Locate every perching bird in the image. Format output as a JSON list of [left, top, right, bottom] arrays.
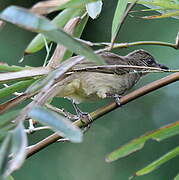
[[55, 49, 168, 108]]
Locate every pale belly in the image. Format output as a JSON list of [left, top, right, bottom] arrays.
[[57, 72, 141, 103]]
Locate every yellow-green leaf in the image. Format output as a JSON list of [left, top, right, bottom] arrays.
[[106, 121, 179, 162], [111, 0, 128, 43], [132, 146, 179, 178]]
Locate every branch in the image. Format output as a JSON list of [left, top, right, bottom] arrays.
[[26, 72, 179, 158], [81, 40, 178, 51], [76, 32, 179, 50]]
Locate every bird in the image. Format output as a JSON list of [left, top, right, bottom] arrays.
[[55, 49, 168, 105]]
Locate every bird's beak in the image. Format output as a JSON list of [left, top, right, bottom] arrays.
[[157, 63, 169, 70]]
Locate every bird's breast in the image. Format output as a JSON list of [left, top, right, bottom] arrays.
[[57, 72, 141, 103]]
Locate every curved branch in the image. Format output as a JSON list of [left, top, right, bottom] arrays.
[[94, 41, 179, 52], [76, 32, 179, 50], [26, 72, 179, 158]]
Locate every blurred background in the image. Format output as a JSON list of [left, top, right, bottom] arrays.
[[1, 0, 179, 179]]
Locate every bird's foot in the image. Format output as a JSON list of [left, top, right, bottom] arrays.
[[45, 103, 79, 121], [61, 108, 80, 121], [76, 112, 92, 133], [106, 93, 122, 106], [113, 94, 122, 106], [71, 100, 92, 130]]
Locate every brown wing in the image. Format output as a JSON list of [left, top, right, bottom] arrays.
[[70, 52, 131, 75]]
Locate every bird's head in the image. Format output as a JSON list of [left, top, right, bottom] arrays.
[[126, 49, 168, 70]]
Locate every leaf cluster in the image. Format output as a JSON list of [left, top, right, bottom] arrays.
[[0, 0, 179, 179]]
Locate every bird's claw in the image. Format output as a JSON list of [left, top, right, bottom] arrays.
[[113, 94, 122, 106], [106, 93, 122, 106]]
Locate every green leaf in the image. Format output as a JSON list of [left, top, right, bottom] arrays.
[[25, 76, 52, 94], [174, 174, 179, 180], [133, 146, 179, 178], [0, 110, 20, 128], [0, 79, 35, 99], [62, 14, 89, 61], [130, 0, 179, 19], [0, 6, 104, 65], [57, 0, 98, 10], [142, 10, 179, 19], [0, 111, 19, 142], [7, 122, 27, 176], [106, 121, 179, 162], [0, 135, 11, 178], [111, 0, 128, 43], [0, 123, 27, 178], [86, 0, 103, 19], [25, 8, 83, 54], [28, 106, 83, 143], [0, 125, 15, 142], [31, 0, 96, 14], [0, 64, 24, 72], [134, 0, 179, 9], [5, 175, 14, 180]]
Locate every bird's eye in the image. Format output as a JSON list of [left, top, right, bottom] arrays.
[[146, 58, 154, 64]]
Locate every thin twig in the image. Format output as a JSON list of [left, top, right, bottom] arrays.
[[69, 65, 169, 73], [94, 41, 178, 51], [45, 103, 78, 120], [74, 38, 179, 51], [25, 126, 50, 134]]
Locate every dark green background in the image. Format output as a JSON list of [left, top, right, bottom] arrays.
[[1, 1, 179, 180]]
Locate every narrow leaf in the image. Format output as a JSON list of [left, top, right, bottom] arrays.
[[56, 0, 98, 10], [0, 80, 35, 99], [0, 67, 49, 83], [5, 175, 14, 180], [0, 135, 11, 178], [106, 121, 179, 162], [111, 0, 128, 43], [62, 14, 89, 61], [174, 174, 179, 180], [0, 94, 30, 115], [25, 8, 80, 54], [0, 64, 24, 72], [0, 110, 20, 128], [6, 122, 27, 176], [47, 14, 85, 67], [30, 0, 70, 15], [30, 0, 96, 14], [25, 77, 51, 94], [142, 10, 179, 19], [133, 0, 179, 10], [0, 6, 104, 65], [86, 0, 103, 19], [133, 146, 179, 177], [131, 0, 179, 19], [0, 124, 15, 142], [28, 106, 83, 143]]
